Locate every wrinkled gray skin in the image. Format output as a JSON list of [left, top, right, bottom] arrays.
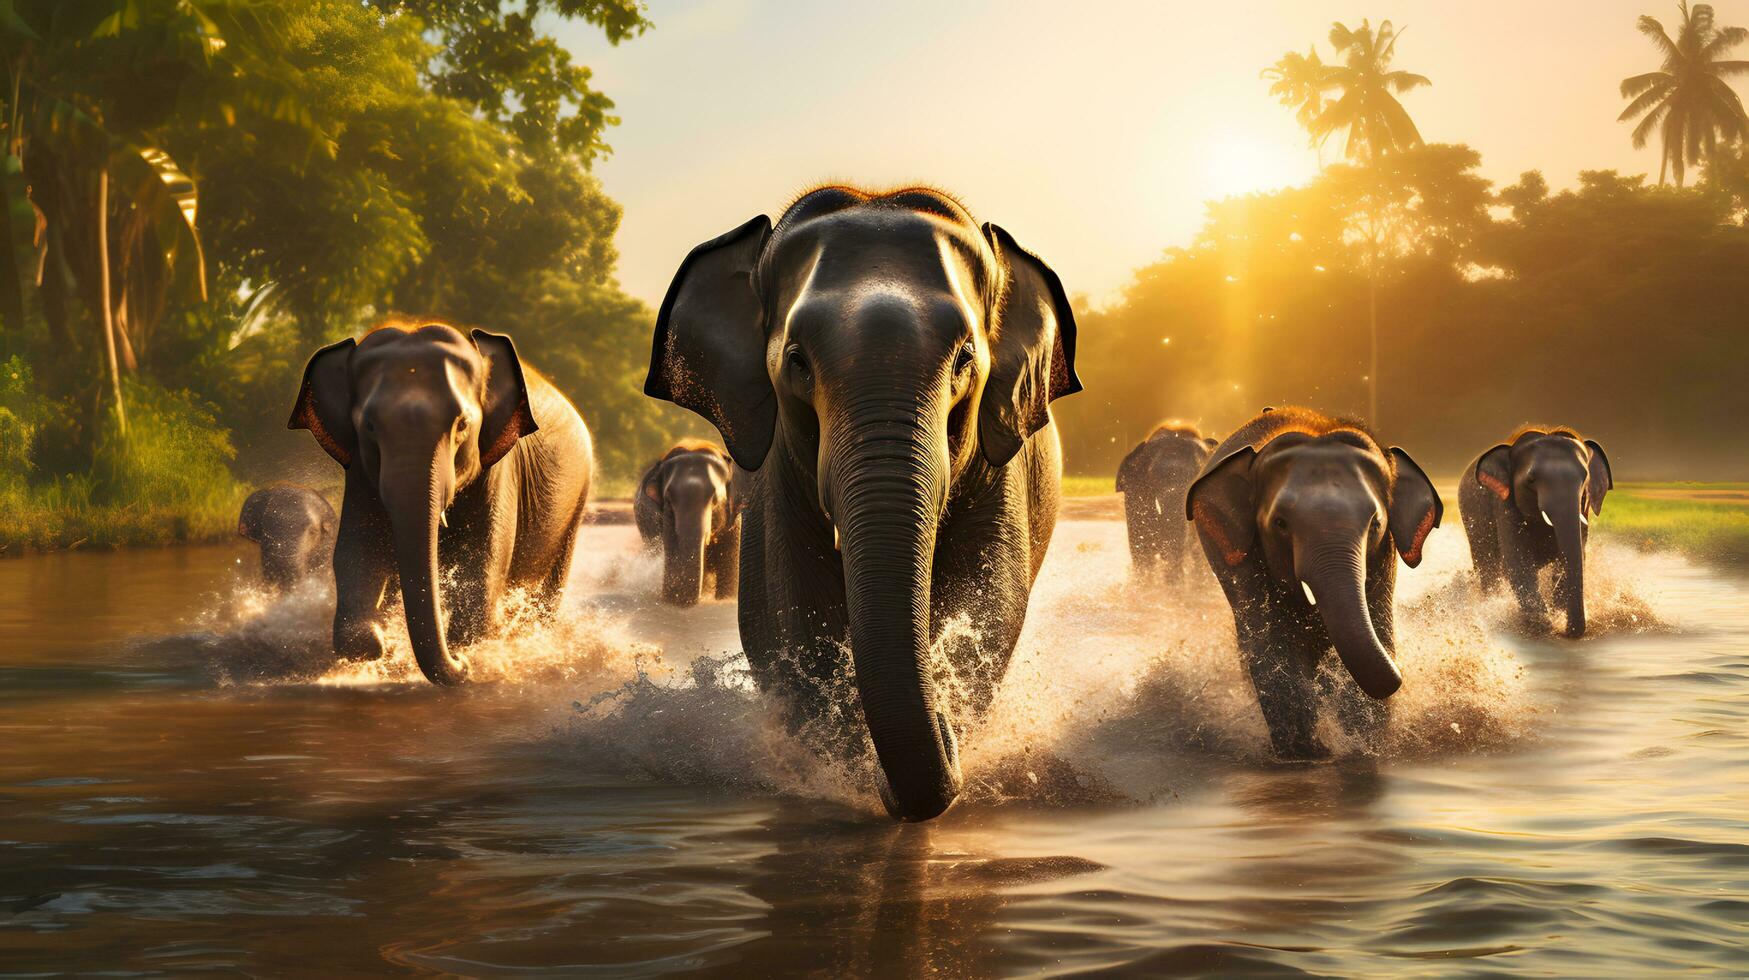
[[1188, 407, 1442, 760], [238, 485, 336, 592], [290, 322, 593, 685], [1459, 429, 1611, 638], [645, 187, 1080, 821], [1117, 426, 1217, 580], [634, 442, 742, 606]]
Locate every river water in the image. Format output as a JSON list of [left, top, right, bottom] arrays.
[[1, 510, 1745, 975]]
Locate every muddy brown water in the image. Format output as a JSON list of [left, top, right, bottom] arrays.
[[1, 517, 1745, 975]]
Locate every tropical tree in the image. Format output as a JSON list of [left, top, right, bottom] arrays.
[[1619, 1, 1749, 186], [1262, 48, 1333, 164], [1312, 20, 1431, 164], [0, 0, 324, 435]]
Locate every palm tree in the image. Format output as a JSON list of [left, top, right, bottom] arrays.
[[1262, 48, 1332, 165], [1619, 2, 1749, 186], [1312, 20, 1431, 164]]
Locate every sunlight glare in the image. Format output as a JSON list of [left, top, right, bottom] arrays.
[[1196, 129, 1310, 201]]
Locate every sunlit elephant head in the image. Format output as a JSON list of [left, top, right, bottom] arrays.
[[1476, 429, 1611, 636], [1187, 430, 1440, 700], [645, 187, 1079, 820], [289, 322, 537, 684]]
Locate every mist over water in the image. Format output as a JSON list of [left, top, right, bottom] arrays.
[[1, 515, 1743, 975]]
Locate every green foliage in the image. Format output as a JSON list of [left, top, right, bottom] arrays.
[[364, 0, 650, 162], [93, 379, 238, 511]]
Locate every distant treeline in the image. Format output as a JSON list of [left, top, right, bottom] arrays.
[[1057, 143, 1749, 479]]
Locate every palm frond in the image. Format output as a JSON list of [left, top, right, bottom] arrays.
[[1637, 15, 1681, 61], [1620, 83, 1672, 122], [1630, 99, 1671, 148], [1386, 71, 1432, 93], [1620, 70, 1672, 98]]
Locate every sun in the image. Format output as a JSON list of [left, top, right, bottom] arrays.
[[1196, 129, 1314, 201]]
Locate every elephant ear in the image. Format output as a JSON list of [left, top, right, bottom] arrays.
[[1584, 439, 1613, 515], [471, 328, 539, 468], [288, 338, 358, 467], [978, 223, 1081, 467], [1388, 447, 1442, 568], [1185, 447, 1256, 566], [1475, 444, 1513, 501], [238, 491, 268, 541], [1115, 442, 1148, 493], [646, 215, 775, 469]]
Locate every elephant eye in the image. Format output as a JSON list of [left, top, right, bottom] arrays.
[[785, 346, 811, 381], [1272, 517, 1288, 532], [953, 343, 975, 374]]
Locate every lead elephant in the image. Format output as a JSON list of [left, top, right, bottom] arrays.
[[1458, 427, 1611, 637], [289, 320, 593, 685], [1187, 406, 1441, 759], [1117, 422, 1217, 579], [645, 186, 1080, 821], [635, 440, 742, 606], [238, 485, 336, 593]]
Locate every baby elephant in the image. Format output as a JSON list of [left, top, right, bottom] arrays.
[[634, 440, 741, 606], [1117, 422, 1218, 578], [1459, 427, 1611, 637], [1188, 406, 1441, 759], [238, 486, 336, 592]]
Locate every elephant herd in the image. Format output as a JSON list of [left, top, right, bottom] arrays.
[[238, 185, 1611, 822]]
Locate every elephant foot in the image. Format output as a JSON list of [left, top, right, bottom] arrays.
[[1271, 737, 1331, 763], [335, 620, 390, 662], [1563, 619, 1587, 639]]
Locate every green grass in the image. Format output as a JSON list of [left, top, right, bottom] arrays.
[[1062, 475, 1114, 497], [0, 476, 242, 554], [1593, 485, 1749, 567]]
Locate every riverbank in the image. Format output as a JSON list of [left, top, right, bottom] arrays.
[[0, 483, 242, 556]]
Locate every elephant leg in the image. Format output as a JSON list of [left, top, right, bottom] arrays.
[[1243, 640, 1326, 761], [333, 474, 398, 662], [930, 483, 1033, 720], [710, 522, 741, 600], [1125, 498, 1154, 574], [1497, 519, 1548, 629], [1463, 500, 1504, 591], [441, 478, 518, 646]]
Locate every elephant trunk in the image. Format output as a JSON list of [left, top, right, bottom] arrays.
[[663, 506, 711, 606], [382, 454, 468, 685], [259, 543, 300, 593], [1300, 537, 1402, 700], [830, 416, 957, 822], [1546, 493, 1588, 638]]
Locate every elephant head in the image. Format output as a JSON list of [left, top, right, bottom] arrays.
[[238, 486, 336, 592], [645, 187, 1079, 820], [289, 321, 537, 684], [1476, 429, 1611, 637], [638, 443, 738, 606], [1116, 425, 1215, 514], [1187, 430, 1441, 700]]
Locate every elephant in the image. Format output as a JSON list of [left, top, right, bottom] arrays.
[[237, 485, 336, 592], [1116, 422, 1218, 579], [644, 185, 1080, 821], [634, 439, 742, 606], [1458, 427, 1611, 638], [289, 319, 593, 685], [1186, 406, 1441, 760]]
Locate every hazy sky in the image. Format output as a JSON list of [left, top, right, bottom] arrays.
[[555, 0, 1690, 307]]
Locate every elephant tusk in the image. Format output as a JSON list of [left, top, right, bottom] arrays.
[[1301, 580, 1317, 606], [1154, 498, 1162, 516], [833, 524, 840, 551], [1541, 510, 1553, 527], [439, 510, 449, 529], [1580, 512, 1589, 526]]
